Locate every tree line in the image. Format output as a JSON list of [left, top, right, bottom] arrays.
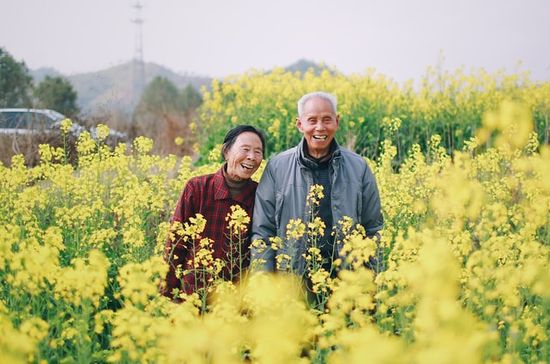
[[0, 47, 79, 116], [1, 47, 203, 155]]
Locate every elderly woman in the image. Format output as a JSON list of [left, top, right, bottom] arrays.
[[162, 125, 265, 300]]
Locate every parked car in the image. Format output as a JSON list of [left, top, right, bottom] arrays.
[[0, 108, 91, 139], [0, 108, 128, 166]]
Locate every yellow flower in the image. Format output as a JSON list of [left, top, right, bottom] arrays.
[[226, 204, 250, 236], [306, 184, 324, 207], [94, 124, 110, 141], [308, 217, 325, 238], [60, 118, 73, 134], [309, 268, 331, 293], [286, 219, 306, 240], [133, 136, 154, 154], [269, 236, 283, 251]]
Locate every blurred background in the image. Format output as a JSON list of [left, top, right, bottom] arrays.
[[1, 0, 549, 163]]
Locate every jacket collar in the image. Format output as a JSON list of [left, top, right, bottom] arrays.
[[296, 138, 341, 169]]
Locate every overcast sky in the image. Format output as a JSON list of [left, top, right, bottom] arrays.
[[1, 0, 549, 82]]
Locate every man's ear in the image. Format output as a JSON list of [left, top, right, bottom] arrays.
[[296, 117, 303, 132], [336, 114, 340, 126]]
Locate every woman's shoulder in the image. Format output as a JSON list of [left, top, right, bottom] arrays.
[[185, 169, 221, 190]]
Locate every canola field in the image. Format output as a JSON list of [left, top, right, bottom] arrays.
[[1, 69, 550, 363]]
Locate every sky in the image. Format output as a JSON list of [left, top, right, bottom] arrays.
[[1, 0, 549, 83]]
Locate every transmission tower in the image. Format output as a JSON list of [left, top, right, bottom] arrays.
[[131, 1, 146, 108]]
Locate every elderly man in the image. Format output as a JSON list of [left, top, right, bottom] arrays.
[[251, 91, 383, 276]]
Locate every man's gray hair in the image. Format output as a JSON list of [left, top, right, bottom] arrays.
[[297, 91, 337, 117]]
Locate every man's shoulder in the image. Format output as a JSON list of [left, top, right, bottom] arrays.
[[268, 146, 298, 166], [338, 147, 367, 166]]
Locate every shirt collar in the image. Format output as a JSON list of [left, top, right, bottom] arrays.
[[213, 166, 256, 206]]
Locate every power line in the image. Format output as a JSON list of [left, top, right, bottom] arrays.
[[131, 1, 146, 109]]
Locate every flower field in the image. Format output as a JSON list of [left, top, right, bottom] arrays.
[[1, 69, 550, 363]]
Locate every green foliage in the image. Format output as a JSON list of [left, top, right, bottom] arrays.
[[34, 76, 79, 116], [134, 77, 203, 117], [196, 67, 550, 163], [0, 47, 33, 108], [135, 76, 181, 116], [180, 84, 202, 112], [132, 77, 202, 154]]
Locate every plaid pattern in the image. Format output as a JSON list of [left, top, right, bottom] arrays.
[[162, 167, 257, 298]]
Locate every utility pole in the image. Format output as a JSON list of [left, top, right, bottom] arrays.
[[131, 1, 146, 108]]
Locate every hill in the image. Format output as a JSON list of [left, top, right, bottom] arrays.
[[31, 60, 329, 115], [32, 62, 212, 114], [31, 67, 64, 83], [284, 59, 329, 75]]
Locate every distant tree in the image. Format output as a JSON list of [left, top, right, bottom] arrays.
[[0, 47, 33, 107], [284, 59, 327, 75], [34, 76, 79, 116], [135, 76, 181, 115], [180, 84, 203, 112], [132, 76, 198, 155]]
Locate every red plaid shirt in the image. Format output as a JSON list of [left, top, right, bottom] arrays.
[[162, 167, 257, 299]]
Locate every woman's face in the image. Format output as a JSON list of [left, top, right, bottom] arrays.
[[224, 132, 263, 181]]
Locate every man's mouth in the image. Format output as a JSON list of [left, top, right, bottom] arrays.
[[241, 163, 255, 170], [313, 135, 327, 140]]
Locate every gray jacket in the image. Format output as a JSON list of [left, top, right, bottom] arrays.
[[251, 138, 383, 273]]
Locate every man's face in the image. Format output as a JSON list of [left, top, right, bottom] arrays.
[[296, 97, 339, 158], [224, 131, 263, 181]]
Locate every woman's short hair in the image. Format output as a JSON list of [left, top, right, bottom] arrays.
[[221, 125, 266, 161]]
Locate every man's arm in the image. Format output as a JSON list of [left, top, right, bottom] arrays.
[[250, 162, 277, 272], [361, 164, 385, 273], [361, 163, 384, 236]]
